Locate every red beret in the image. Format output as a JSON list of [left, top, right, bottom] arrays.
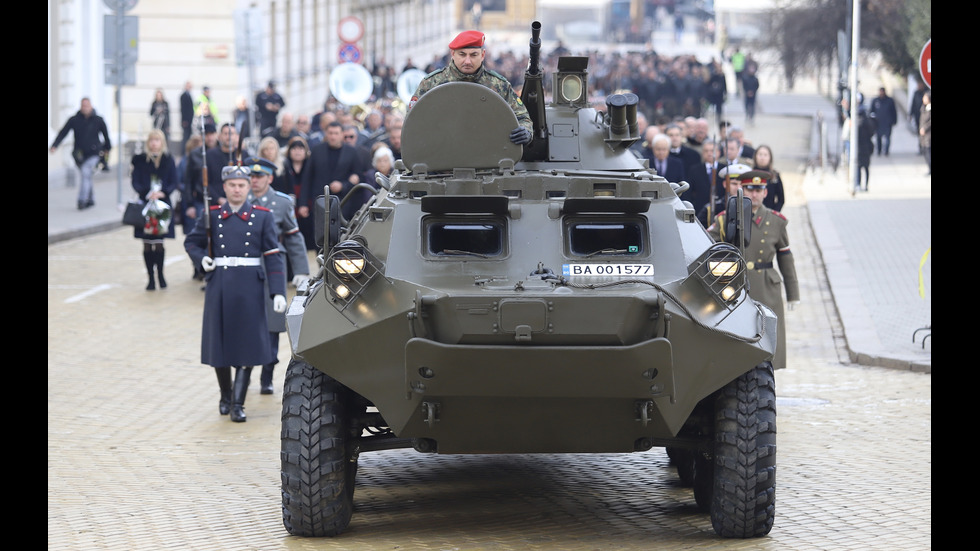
[[449, 30, 485, 50]]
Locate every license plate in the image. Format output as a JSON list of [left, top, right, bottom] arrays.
[[562, 263, 654, 277]]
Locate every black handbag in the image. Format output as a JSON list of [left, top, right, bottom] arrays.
[[122, 200, 146, 227]]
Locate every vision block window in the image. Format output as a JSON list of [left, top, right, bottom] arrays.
[[426, 219, 505, 258], [567, 220, 644, 256]]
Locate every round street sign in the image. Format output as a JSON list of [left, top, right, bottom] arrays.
[[104, 0, 138, 11], [338, 16, 364, 43], [919, 39, 931, 88], [339, 43, 362, 64]]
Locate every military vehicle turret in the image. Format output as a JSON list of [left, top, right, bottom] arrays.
[[281, 21, 778, 539]]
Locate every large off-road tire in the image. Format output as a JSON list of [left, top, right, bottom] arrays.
[[709, 362, 776, 538], [281, 359, 356, 537], [673, 448, 695, 487], [692, 451, 713, 513]]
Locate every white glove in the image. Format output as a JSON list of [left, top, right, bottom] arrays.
[[788, 300, 800, 311], [202, 256, 215, 272], [273, 294, 287, 313], [291, 274, 308, 287]]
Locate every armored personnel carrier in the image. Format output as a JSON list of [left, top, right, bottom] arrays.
[[281, 21, 778, 539]]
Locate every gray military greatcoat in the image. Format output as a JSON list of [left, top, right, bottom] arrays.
[[249, 189, 309, 332]]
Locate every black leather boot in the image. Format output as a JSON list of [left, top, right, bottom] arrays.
[[260, 364, 274, 394], [214, 367, 233, 415], [143, 250, 156, 291], [231, 366, 252, 422], [155, 248, 167, 288]]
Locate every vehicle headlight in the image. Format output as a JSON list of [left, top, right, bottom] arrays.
[[709, 260, 740, 279], [323, 238, 387, 311], [689, 243, 746, 307], [331, 240, 366, 279]]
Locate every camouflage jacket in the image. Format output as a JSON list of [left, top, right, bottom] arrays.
[[412, 62, 532, 133]]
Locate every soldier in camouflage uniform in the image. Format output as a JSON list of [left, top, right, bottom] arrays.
[[410, 30, 533, 145], [707, 170, 799, 370]]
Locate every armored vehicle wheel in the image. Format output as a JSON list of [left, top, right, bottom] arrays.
[[709, 362, 776, 538], [673, 449, 695, 487], [692, 452, 713, 513], [281, 359, 356, 537]]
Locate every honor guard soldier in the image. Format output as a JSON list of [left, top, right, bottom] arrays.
[[410, 30, 533, 146], [246, 157, 310, 395], [183, 164, 287, 422], [697, 162, 751, 227], [707, 170, 799, 370]]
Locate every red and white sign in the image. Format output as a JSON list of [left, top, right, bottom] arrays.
[[338, 16, 364, 43], [919, 39, 931, 88]]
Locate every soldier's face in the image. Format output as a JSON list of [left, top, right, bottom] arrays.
[[745, 186, 767, 209], [224, 178, 250, 206], [725, 178, 742, 196], [452, 48, 485, 74], [250, 173, 271, 196]]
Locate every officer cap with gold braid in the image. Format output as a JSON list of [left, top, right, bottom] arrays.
[[738, 170, 771, 190]]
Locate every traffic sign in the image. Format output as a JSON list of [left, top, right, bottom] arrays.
[[339, 43, 362, 64], [918, 39, 931, 88], [103, 0, 138, 12], [338, 16, 364, 43]]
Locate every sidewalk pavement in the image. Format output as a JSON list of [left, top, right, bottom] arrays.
[[47, 74, 930, 373]]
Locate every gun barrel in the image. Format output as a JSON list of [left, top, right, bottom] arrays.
[[527, 21, 542, 76]]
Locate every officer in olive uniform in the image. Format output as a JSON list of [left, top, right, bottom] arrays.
[[184, 164, 287, 422], [411, 30, 533, 146], [707, 170, 799, 370], [246, 157, 310, 395]]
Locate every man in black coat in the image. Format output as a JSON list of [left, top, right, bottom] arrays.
[[742, 66, 760, 124], [648, 133, 686, 184], [49, 97, 112, 210], [256, 81, 285, 137], [869, 87, 898, 156], [665, 123, 701, 171], [682, 139, 721, 222], [205, 123, 240, 203], [298, 121, 365, 248], [180, 81, 194, 156]]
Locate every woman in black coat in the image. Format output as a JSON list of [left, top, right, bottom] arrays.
[[752, 144, 785, 212], [854, 108, 875, 192], [132, 129, 178, 290], [149, 89, 171, 147], [280, 136, 314, 250]]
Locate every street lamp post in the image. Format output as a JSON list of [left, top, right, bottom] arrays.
[[848, 0, 860, 195]]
